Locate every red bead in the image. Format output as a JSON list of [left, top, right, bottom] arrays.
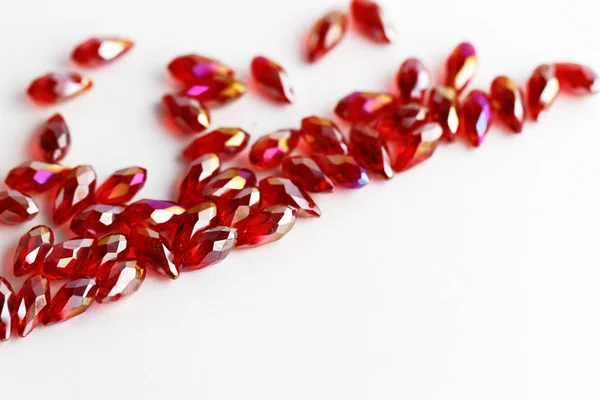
[[27, 72, 92, 104], [250, 56, 295, 103], [53, 165, 97, 225], [5, 161, 69, 194], [13, 225, 54, 277], [349, 126, 393, 179], [168, 54, 234, 84], [428, 86, 460, 142], [79, 233, 129, 278], [237, 205, 297, 248], [123, 199, 185, 232], [334, 92, 396, 125], [300, 116, 348, 155], [370, 103, 431, 140], [180, 75, 248, 107], [96, 260, 146, 303], [15, 274, 50, 337], [203, 168, 257, 204], [163, 94, 211, 133], [490, 76, 525, 133], [306, 10, 348, 63], [172, 202, 219, 252], [445, 42, 477, 94], [396, 58, 431, 103], [260, 176, 321, 217], [182, 127, 250, 161], [249, 129, 300, 169], [72, 37, 133, 67], [526, 64, 559, 121], [44, 237, 97, 280], [70, 204, 125, 237], [350, 0, 396, 43], [0, 190, 39, 225], [386, 122, 443, 171], [179, 153, 221, 206], [0, 277, 16, 341], [130, 225, 179, 280], [218, 187, 262, 228], [460, 90, 493, 147], [555, 63, 599, 95], [44, 278, 97, 325], [281, 156, 335, 193], [314, 154, 370, 189], [96, 166, 147, 205], [39, 113, 71, 163], [176, 226, 237, 271]]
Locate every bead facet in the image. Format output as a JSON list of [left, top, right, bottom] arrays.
[[386, 122, 443, 171], [5, 161, 69, 194], [168, 54, 235, 84], [130, 225, 179, 279], [282, 156, 335, 193], [44, 278, 97, 324], [250, 56, 295, 103], [428, 86, 460, 141], [306, 10, 348, 63], [0, 277, 15, 341], [53, 165, 97, 225], [44, 237, 97, 279], [123, 199, 186, 232], [259, 176, 321, 217], [526, 64, 560, 121], [314, 154, 370, 189], [203, 168, 257, 205], [334, 92, 396, 125], [180, 76, 248, 107], [300, 116, 348, 155], [79, 233, 130, 278], [0, 190, 39, 225], [237, 205, 297, 248], [350, 0, 396, 43], [349, 125, 393, 179], [39, 113, 71, 163], [445, 42, 477, 94], [490, 76, 525, 133], [72, 37, 134, 67], [96, 166, 147, 205], [555, 63, 599, 95], [70, 204, 125, 237], [396, 58, 431, 103], [176, 226, 238, 271], [27, 72, 92, 104], [218, 187, 262, 228], [179, 153, 221, 206], [249, 129, 300, 169], [163, 94, 211, 133], [13, 225, 54, 277], [172, 202, 219, 252], [15, 274, 51, 337], [96, 260, 146, 303], [460, 90, 493, 147], [182, 127, 250, 161]]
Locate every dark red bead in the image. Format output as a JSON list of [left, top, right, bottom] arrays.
[[249, 129, 300, 169], [306, 10, 348, 63], [176, 226, 237, 271], [349, 125, 393, 179], [218, 187, 262, 228], [350, 0, 396, 43], [163, 94, 211, 133], [182, 127, 250, 161], [314, 154, 370, 189], [180, 76, 247, 107], [168, 54, 234, 84], [96, 166, 147, 205], [13, 225, 54, 277], [396, 58, 431, 103], [179, 153, 221, 206], [5, 161, 69, 194], [335, 92, 396, 125], [386, 122, 443, 171], [44, 278, 97, 325], [428, 86, 460, 142], [129, 225, 179, 280], [172, 202, 219, 252], [0, 277, 16, 341], [490, 76, 525, 133], [300, 116, 348, 155], [460, 90, 493, 147], [203, 168, 257, 205], [44, 237, 97, 279], [526, 64, 560, 121], [370, 103, 431, 140], [39, 113, 71, 163], [282, 156, 335, 193], [259, 176, 321, 217], [237, 205, 297, 248], [445, 42, 477, 94], [53, 165, 97, 225], [70, 204, 125, 237], [250, 56, 295, 103], [15, 274, 51, 337]]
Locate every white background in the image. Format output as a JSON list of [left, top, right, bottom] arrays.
[[0, 0, 599, 399]]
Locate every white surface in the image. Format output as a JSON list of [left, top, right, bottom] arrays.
[[0, 0, 599, 399]]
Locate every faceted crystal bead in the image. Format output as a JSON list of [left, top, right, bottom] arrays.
[[182, 127, 250, 161], [96, 166, 147, 205], [123, 199, 186, 232], [249, 129, 300, 169], [526, 64, 559, 121], [13, 225, 54, 277], [163, 94, 211, 133], [0, 277, 15, 341], [490, 76, 525, 133], [445, 42, 477, 94], [53, 165, 97, 225], [44, 278, 97, 324], [72, 37, 134, 67], [555, 63, 599, 95], [39, 113, 71, 163], [460, 90, 493, 147], [172, 202, 219, 252], [203, 168, 257, 204], [44, 237, 97, 279], [334, 92, 396, 125], [314, 154, 370, 189], [349, 125, 393, 179], [300, 116, 348, 155], [350, 0, 396, 43], [180, 75, 248, 107], [219, 187, 262, 228], [176, 226, 237, 271], [15, 274, 51, 337], [5, 161, 69, 194], [250, 56, 295, 103], [396, 58, 431, 103], [0, 190, 39, 225], [96, 260, 146, 303], [70, 204, 125, 237], [370, 103, 431, 140], [259, 176, 321, 217], [306, 10, 348, 63], [428, 86, 460, 142], [281, 156, 335, 193], [168, 54, 235, 84], [79, 233, 129, 278], [130, 225, 179, 279], [386, 122, 443, 171], [179, 153, 221, 206], [237, 205, 297, 248], [27, 72, 92, 104]]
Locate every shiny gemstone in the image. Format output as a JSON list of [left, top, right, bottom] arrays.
[[39, 113, 71, 163], [396, 58, 431, 103], [72, 37, 133, 67], [130, 225, 179, 279], [259, 176, 321, 217], [168, 54, 235, 83], [182, 127, 250, 161], [460, 90, 493, 147], [349, 125, 393, 179], [44, 278, 97, 324], [172, 202, 219, 252], [179, 153, 221, 206], [219, 187, 262, 228], [96, 260, 146, 303], [300, 116, 348, 155], [15, 274, 50, 337], [163, 94, 211, 133], [445, 42, 477, 94], [13, 225, 54, 277], [79, 233, 129, 278], [350, 0, 395, 43], [44, 237, 97, 279], [96, 166, 147, 205], [70, 204, 125, 237], [0, 190, 39, 225], [370, 103, 431, 139], [555, 63, 599, 95], [490, 76, 525, 133], [249, 129, 300, 169], [237, 205, 297, 248], [250, 56, 295, 103], [203, 168, 257, 204], [526, 64, 559, 121], [306, 10, 348, 62], [122, 199, 185, 232], [334, 91, 396, 125], [5, 161, 69, 194], [180, 75, 248, 107], [53, 165, 97, 225], [386, 122, 443, 171], [176, 226, 237, 271], [281, 156, 335, 193], [0, 277, 15, 341], [27, 72, 92, 104], [314, 154, 370, 189], [428, 86, 460, 141]]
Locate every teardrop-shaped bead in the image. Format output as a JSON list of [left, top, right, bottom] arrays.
[[5, 161, 69, 194], [314, 154, 370, 189], [13, 225, 54, 277], [0, 190, 39, 225], [27, 72, 92, 104], [300, 116, 348, 155], [306, 10, 348, 62], [176, 226, 238, 271], [182, 127, 250, 161], [282, 156, 335, 193], [203, 168, 257, 205], [172, 202, 219, 252], [370, 103, 431, 140], [15, 274, 51, 337], [130, 225, 180, 280], [250, 56, 295, 103], [96, 166, 147, 205], [122, 199, 186, 232], [526, 64, 560, 121], [386, 122, 443, 171], [70, 204, 125, 237], [490, 76, 525, 133], [334, 92, 397, 125], [180, 75, 248, 107], [53, 165, 97, 225], [39, 113, 71, 163], [0, 277, 16, 341], [555, 63, 599, 95], [460, 90, 493, 147], [168, 54, 235, 84], [260, 176, 321, 217], [396, 58, 431, 103], [44, 237, 97, 279], [350, 0, 396, 43], [163, 94, 211, 133], [349, 125, 393, 179], [96, 260, 146, 303], [79, 233, 129, 278], [427, 86, 460, 142], [44, 278, 97, 325], [179, 153, 221, 206], [237, 205, 297, 248], [445, 42, 477, 94], [72, 37, 134, 67], [249, 129, 300, 169], [219, 187, 262, 228]]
